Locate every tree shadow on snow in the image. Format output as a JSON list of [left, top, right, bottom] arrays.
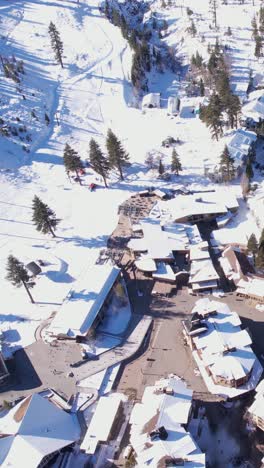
[[45, 270, 74, 283], [61, 234, 108, 249]]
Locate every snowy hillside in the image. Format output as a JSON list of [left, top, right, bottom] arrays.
[[0, 0, 263, 356]]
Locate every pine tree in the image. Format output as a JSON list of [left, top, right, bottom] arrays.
[[216, 69, 230, 106], [219, 145, 236, 182], [260, 7, 264, 34], [188, 20, 197, 37], [195, 51, 203, 68], [255, 35, 262, 58], [171, 148, 182, 175], [89, 138, 110, 187], [209, 0, 218, 29], [106, 129, 129, 180], [6, 255, 35, 303], [252, 15, 258, 40], [48, 22, 64, 68], [247, 233, 258, 254], [145, 152, 157, 170], [32, 195, 59, 238], [199, 78, 205, 97], [200, 93, 223, 140], [104, 0, 110, 19], [226, 94, 241, 129], [246, 160, 254, 180], [158, 158, 165, 175], [63, 143, 83, 184], [248, 146, 256, 163], [44, 113, 50, 126], [256, 234, 264, 269], [208, 51, 218, 74]]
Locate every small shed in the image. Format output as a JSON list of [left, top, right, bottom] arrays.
[[153, 189, 167, 200], [26, 261, 42, 276], [167, 96, 180, 115], [142, 93, 160, 109]]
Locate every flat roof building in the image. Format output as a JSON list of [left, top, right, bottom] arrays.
[[46, 265, 122, 339], [153, 191, 239, 224]]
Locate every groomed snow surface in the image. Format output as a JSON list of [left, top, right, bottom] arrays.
[[0, 0, 263, 361]]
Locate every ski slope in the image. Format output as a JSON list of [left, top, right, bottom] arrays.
[[0, 0, 263, 355]]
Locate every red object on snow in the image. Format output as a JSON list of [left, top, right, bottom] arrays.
[[79, 168, 85, 175], [89, 183, 96, 191]]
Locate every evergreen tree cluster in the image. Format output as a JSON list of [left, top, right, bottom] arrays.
[[63, 130, 129, 185], [0, 55, 25, 84], [248, 231, 264, 270], [187, 19, 197, 37], [219, 145, 235, 181], [6, 195, 62, 302], [200, 92, 223, 140], [251, 7, 264, 58], [101, 0, 176, 91], [257, 229, 264, 269], [191, 51, 203, 69], [200, 41, 241, 138]]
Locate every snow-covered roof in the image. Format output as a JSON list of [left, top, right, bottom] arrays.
[[167, 96, 178, 114], [244, 92, 264, 120], [192, 300, 257, 383], [152, 262, 176, 282], [141, 221, 174, 260], [157, 191, 238, 223], [189, 244, 210, 261], [0, 394, 80, 468], [248, 381, 264, 422], [135, 258, 157, 272], [142, 93, 160, 108], [236, 277, 264, 300], [162, 223, 190, 250], [211, 228, 248, 248], [220, 246, 246, 285], [47, 265, 121, 337], [249, 191, 264, 230], [128, 238, 148, 252], [128, 220, 191, 263], [153, 189, 167, 199], [81, 393, 124, 454], [129, 376, 205, 467], [189, 258, 219, 285], [227, 129, 257, 164]]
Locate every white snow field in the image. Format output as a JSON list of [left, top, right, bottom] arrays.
[[0, 0, 263, 356]]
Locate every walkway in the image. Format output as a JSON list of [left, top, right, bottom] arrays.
[[0, 315, 152, 403], [75, 315, 152, 382]]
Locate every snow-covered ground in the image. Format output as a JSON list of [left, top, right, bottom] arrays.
[[1, 0, 264, 357]]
